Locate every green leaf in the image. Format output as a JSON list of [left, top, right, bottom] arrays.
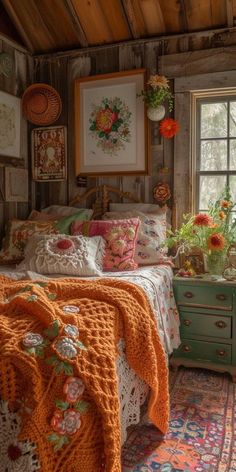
[[75, 400, 90, 413], [54, 435, 69, 451], [43, 320, 60, 339], [45, 355, 59, 366], [47, 293, 57, 301], [99, 131, 105, 138], [48, 433, 59, 442], [62, 362, 74, 376], [35, 346, 45, 358], [55, 362, 65, 374], [77, 340, 87, 351], [27, 294, 38, 302], [55, 399, 69, 411], [19, 285, 33, 293], [26, 347, 36, 355], [35, 282, 47, 288]]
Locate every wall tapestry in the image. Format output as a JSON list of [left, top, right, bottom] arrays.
[[74, 69, 148, 176], [0, 91, 21, 158], [31, 126, 67, 181]]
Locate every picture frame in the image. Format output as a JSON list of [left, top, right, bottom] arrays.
[[31, 126, 67, 181], [179, 248, 205, 274], [0, 91, 21, 158], [5, 167, 28, 202], [74, 69, 149, 176]]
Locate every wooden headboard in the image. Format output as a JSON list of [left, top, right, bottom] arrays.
[[69, 184, 141, 219]]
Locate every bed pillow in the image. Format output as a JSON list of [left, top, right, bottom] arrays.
[[0, 219, 60, 264], [109, 203, 165, 214], [41, 205, 93, 218], [71, 218, 140, 271], [18, 234, 105, 276], [103, 210, 167, 266]]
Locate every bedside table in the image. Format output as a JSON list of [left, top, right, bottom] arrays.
[[171, 276, 236, 382]]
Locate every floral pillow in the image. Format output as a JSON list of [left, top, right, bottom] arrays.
[[0, 219, 59, 263], [71, 218, 140, 271], [18, 234, 105, 276], [103, 210, 168, 266]]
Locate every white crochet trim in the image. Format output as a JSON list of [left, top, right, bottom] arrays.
[[0, 401, 40, 471], [116, 340, 149, 445]]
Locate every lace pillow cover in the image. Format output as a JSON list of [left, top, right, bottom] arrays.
[[71, 218, 140, 271], [18, 234, 105, 276]]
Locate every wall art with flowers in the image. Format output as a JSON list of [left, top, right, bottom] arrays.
[[75, 69, 148, 176]]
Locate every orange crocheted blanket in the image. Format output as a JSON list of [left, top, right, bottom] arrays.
[[0, 275, 169, 472]]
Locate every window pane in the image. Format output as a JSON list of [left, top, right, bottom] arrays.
[[199, 175, 227, 210], [229, 102, 236, 136], [229, 175, 236, 203], [201, 102, 227, 139], [230, 140, 236, 170], [200, 140, 227, 170]]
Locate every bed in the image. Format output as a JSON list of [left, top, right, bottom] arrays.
[[0, 189, 179, 472]]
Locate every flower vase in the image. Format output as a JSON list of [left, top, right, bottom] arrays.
[[147, 105, 165, 121], [206, 252, 228, 276]]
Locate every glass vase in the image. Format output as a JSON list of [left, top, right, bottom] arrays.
[[206, 252, 228, 276]]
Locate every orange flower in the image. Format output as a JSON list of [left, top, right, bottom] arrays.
[[219, 211, 226, 220], [96, 108, 117, 133], [193, 213, 213, 226], [220, 200, 232, 209], [153, 182, 171, 204], [159, 118, 180, 139], [147, 74, 169, 89], [207, 233, 226, 251]]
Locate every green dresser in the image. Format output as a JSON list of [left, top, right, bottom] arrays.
[[171, 277, 236, 381]]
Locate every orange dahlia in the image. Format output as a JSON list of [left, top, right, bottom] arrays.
[[220, 199, 232, 209], [207, 233, 226, 251], [159, 118, 180, 139], [219, 211, 226, 220], [193, 213, 213, 226], [147, 74, 169, 89]]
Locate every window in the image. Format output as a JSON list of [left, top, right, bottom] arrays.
[[196, 96, 236, 219]]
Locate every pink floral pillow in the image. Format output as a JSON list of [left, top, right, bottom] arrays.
[[71, 218, 140, 271]]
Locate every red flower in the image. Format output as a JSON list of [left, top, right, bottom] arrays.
[[159, 118, 180, 138], [96, 108, 118, 133], [193, 214, 212, 226], [207, 233, 226, 251], [56, 239, 73, 250]]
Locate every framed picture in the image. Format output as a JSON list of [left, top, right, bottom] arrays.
[[5, 167, 28, 202], [0, 91, 21, 158], [31, 126, 67, 181], [75, 69, 148, 176], [179, 249, 205, 274]]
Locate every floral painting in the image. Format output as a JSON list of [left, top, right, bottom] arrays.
[[31, 126, 67, 181], [89, 97, 132, 155], [75, 69, 148, 175]]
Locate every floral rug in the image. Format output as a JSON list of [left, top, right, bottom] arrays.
[[122, 367, 236, 472]]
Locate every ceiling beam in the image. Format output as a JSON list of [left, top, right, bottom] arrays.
[[63, 0, 88, 48], [2, 0, 34, 52], [226, 0, 234, 27], [121, 0, 146, 39]]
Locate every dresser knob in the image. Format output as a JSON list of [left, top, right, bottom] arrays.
[[182, 345, 191, 352], [183, 319, 192, 326], [184, 291, 194, 299], [215, 321, 227, 329], [216, 349, 226, 357], [216, 294, 227, 301]]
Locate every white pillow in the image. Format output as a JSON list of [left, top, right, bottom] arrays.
[[18, 234, 105, 276], [103, 210, 168, 266]]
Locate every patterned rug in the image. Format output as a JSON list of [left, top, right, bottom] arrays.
[[122, 367, 236, 472]]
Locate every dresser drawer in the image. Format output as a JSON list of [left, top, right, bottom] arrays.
[[174, 339, 232, 364], [180, 312, 232, 339], [174, 284, 233, 311]]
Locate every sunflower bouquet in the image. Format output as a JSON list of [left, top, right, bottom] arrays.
[[166, 188, 236, 273]]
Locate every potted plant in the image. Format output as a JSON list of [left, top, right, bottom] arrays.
[[138, 74, 174, 121]]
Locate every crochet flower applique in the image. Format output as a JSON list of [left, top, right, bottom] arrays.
[[48, 376, 89, 451]]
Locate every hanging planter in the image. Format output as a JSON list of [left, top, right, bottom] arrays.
[[146, 104, 165, 121]]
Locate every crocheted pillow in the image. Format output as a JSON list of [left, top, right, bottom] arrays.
[[18, 234, 105, 276], [103, 211, 167, 265], [71, 218, 140, 271], [0, 219, 60, 264]]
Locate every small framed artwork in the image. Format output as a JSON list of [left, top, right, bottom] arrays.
[[180, 249, 205, 274], [0, 91, 21, 158], [74, 69, 148, 176], [31, 126, 67, 181], [5, 167, 28, 202]]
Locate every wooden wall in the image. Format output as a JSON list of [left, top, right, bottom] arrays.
[[0, 34, 32, 239]]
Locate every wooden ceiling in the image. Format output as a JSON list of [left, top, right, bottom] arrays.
[[1, 0, 236, 54]]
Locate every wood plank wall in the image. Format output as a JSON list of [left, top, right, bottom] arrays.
[[0, 34, 32, 240]]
